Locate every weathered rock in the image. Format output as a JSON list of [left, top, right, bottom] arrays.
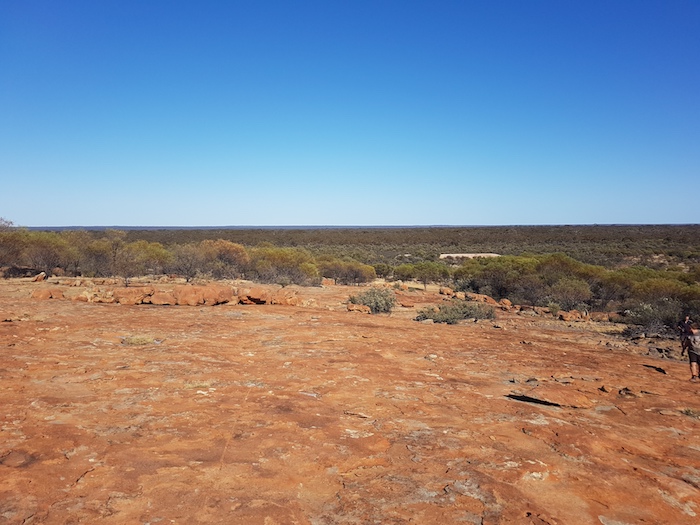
[[439, 287, 454, 296], [512, 384, 593, 409], [272, 288, 300, 306], [32, 272, 47, 282], [590, 311, 610, 322], [30, 287, 63, 300], [113, 286, 154, 305], [347, 303, 371, 313], [148, 291, 176, 305], [466, 292, 499, 305], [559, 310, 583, 322], [239, 286, 271, 304], [202, 284, 236, 305], [8, 279, 700, 525], [173, 285, 204, 306]]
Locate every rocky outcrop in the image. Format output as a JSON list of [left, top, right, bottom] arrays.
[[171, 285, 237, 306], [5, 278, 697, 525]]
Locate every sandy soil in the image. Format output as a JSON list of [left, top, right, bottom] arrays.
[[1, 278, 699, 524]]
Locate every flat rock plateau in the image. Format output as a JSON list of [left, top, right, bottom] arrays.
[[1, 278, 699, 525]]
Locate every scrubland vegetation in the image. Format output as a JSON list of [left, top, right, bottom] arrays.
[[1, 219, 699, 328]]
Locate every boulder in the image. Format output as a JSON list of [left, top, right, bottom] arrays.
[[397, 298, 416, 308], [113, 287, 154, 305], [439, 287, 454, 296], [202, 284, 236, 305], [272, 289, 300, 306], [148, 291, 176, 305], [92, 290, 115, 303], [31, 288, 63, 300], [558, 310, 586, 322], [466, 293, 499, 306], [239, 287, 271, 304], [347, 303, 371, 314], [589, 312, 610, 322], [173, 285, 204, 306], [32, 272, 47, 282]]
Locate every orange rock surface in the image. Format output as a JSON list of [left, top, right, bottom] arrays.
[[1, 279, 699, 524]]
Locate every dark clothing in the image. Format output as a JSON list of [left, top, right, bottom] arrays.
[[678, 318, 694, 354], [678, 319, 693, 336]]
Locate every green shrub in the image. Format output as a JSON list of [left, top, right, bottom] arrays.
[[349, 287, 396, 314], [415, 300, 495, 324], [623, 298, 683, 331], [547, 302, 561, 317]]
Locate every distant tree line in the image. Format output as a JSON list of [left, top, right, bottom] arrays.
[[2, 220, 699, 327], [21, 224, 700, 268]]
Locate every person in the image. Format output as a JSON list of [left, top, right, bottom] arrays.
[[687, 323, 700, 383], [677, 315, 693, 356]]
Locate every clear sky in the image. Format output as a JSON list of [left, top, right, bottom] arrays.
[[1, 0, 698, 227]]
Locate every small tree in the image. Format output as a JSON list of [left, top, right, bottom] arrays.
[[24, 231, 70, 275], [393, 263, 415, 282], [373, 263, 392, 279], [82, 238, 112, 277], [339, 260, 376, 285], [414, 261, 449, 290], [200, 239, 249, 279], [170, 243, 205, 282], [0, 226, 28, 267]]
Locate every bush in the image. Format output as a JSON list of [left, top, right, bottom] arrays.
[[348, 287, 396, 314], [415, 300, 495, 324], [548, 277, 592, 311], [623, 298, 683, 331], [547, 302, 561, 317]]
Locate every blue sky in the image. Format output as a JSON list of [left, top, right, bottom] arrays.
[[1, 0, 698, 227]]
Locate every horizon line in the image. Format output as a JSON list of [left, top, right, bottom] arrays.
[[21, 223, 700, 230]]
